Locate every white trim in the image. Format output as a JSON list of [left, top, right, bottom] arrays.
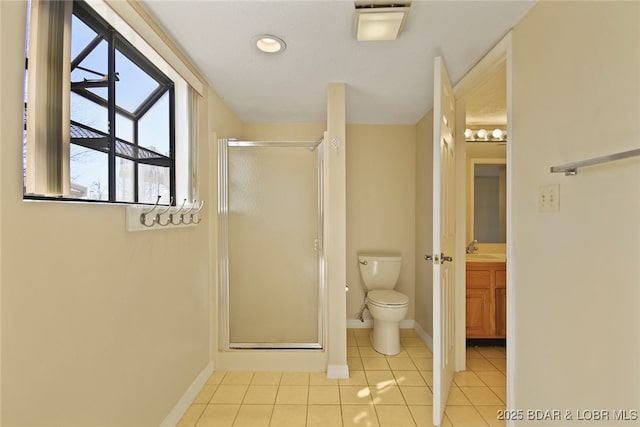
[[399, 320, 415, 329], [504, 32, 515, 427], [346, 319, 415, 329], [208, 131, 218, 362], [159, 361, 214, 427], [327, 364, 350, 379], [414, 322, 434, 352]]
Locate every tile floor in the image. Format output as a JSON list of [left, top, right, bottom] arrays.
[[177, 329, 506, 427]]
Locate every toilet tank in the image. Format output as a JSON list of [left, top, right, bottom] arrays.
[[358, 254, 402, 291]]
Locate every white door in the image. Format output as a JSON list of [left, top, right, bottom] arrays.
[[431, 56, 456, 426]]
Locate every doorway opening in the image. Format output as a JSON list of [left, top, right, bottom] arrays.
[[464, 61, 507, 351], [451, 32, 513, 414]]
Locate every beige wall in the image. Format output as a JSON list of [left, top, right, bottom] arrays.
[[5, 0, 638, 423], [346, 124, 417, 323], [244, 123, 326, 142], [0, 2, 239, 425], [414, 112, 434, 336], [511, 1, 640, 421], [208, 89, 244, 140]]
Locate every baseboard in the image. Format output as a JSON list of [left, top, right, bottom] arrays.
[[414, 322, 434, 352], [346, 319, 415, 329], [346, 319, 373, 328], [327, 364, 349, 379], [399, 319, 415, 329], [159, 361, 214, 427]]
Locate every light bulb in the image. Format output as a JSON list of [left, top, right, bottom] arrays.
[[464, 129, 473, 140], [255, 35, 286, 53], [476, 129, 488, 140], [492, 129, 503, 139]]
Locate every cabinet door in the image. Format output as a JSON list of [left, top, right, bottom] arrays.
[[496, 269, 506, 287], [466, 269, 491, 288], [495, 288, 507, 338], [466, 289, 492, 337], [495, 268, 506, 337]]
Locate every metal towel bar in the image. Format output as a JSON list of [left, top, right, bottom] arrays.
[[550, 148, 640, 176]]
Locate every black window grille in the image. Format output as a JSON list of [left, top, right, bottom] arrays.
[[38, 0, 176, 204]]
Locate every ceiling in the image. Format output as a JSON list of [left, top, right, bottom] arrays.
[[466, 62, 507, 126], [139, 1, 535, 125]]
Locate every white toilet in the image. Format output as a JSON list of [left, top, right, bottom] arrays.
[[358, 254, 409, 355]]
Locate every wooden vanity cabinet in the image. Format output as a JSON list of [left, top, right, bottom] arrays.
[[466, 262, 506, 338]]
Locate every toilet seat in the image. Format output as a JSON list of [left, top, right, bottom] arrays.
[[368, 290, 409, 307]]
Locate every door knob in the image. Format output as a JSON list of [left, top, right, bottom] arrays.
[[425, 254, 440, 263], [441, 253, 453, 263]]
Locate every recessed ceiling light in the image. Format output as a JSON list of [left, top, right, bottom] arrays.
[[254, 35, 286, 53]]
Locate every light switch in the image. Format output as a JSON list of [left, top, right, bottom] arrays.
[[539, 184, 560, 212]]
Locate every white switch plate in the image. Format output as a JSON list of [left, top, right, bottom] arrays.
[[539, 184, 560, 212]]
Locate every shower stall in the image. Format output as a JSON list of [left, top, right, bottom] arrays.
[[218, 138, 324, 351]]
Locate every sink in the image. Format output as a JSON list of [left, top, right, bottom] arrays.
[[466, 253, 506, 262]]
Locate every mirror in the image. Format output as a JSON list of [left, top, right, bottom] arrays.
[[469, 159, 506, 243]]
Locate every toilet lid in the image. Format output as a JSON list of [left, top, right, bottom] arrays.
[[368, 290, 409, 306]]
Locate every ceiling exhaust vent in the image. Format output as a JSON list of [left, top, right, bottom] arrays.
[[354, 2, 411, 41]]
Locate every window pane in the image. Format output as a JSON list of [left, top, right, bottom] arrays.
[[116, 158, 135, 202], [70, 144, 108, 200], [116, 113, 133, 142], [138, 91, 169, 155], [138, 164, 170, 204], [71, 39, 109, 101], [115, 50, 159, 113], [71, 92, 107, 133], [71, 15, 98, 63]]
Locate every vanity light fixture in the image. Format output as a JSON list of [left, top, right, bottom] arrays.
[[354, 2, 411, 41], [254, 35, 286, 53], [465, 128, 507, 143]]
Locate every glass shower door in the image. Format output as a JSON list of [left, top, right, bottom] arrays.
[[220, 139, 323, 349]]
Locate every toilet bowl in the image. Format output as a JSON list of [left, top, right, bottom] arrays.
[[367, 290, 409, 355], [358, 254, 409, 355]]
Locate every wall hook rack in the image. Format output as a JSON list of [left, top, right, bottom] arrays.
[[126, 196, 205, 231]]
